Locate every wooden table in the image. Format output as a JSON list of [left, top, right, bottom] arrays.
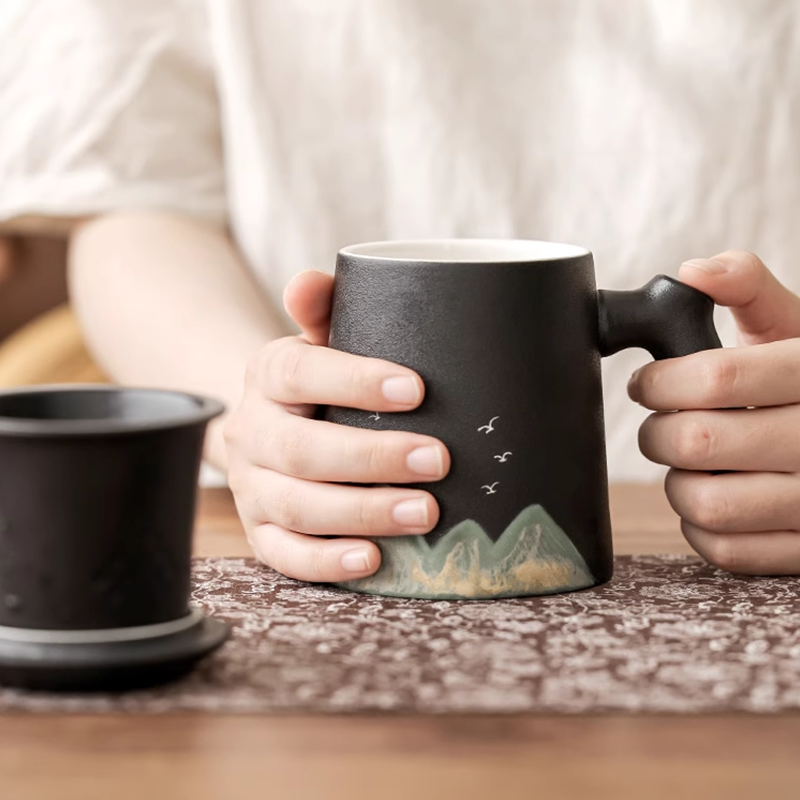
[[2, 485, 799, 800]]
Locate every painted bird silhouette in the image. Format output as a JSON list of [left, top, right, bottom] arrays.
[[477, 416, 499, 434], [481, 482, 499, 495], [494, 451, 512, 463]]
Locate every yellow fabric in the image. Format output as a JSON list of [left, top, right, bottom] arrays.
[[0, 304, 106, 387]]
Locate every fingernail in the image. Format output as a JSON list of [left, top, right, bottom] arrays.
[[341, 548, 373, 573], [406, 445, 444, 477], [382, 376, 421, 405], [682, 258, 728, 274], [392, 497, 429, 528]]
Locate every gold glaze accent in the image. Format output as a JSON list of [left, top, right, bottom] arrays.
[[338, 505, 595, 600]]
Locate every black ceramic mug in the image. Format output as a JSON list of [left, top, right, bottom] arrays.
[[326, 239, 721, 600], [0, 385, 229, 690]]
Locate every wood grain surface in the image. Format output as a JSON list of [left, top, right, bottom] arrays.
[[2, 485, 798, 800]]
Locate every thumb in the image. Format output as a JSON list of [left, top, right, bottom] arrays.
[[678, 250, 800, 345], [282, 270, 335, 347]]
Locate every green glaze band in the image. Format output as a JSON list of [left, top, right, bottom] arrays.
[[338, 504, 595, 600]]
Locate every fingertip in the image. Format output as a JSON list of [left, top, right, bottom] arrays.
[[381, 374, 425, 407], [626, 362, 665, 410], [682, 250, 800, 342], [282, 272, 302, 310], [438, 444, 452, 479], [251, 524, 383, 583], [626, 367, 642, 404], [283, 270, 335, 343], [679, 250, 767, 308], [283, 270, 333, 309], [395, 492, 441, 531], [428, 493, 441, 528], [247, 530, 269, 565], [677, 259, 728, 297], [636, 410, 665, 465], [711, 249, 766, 273], [340, 541, 382, 577]]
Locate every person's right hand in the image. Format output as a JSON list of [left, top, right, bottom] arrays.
[[224, 270, 451, 583]]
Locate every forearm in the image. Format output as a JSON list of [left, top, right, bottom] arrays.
[[68, 211, 288, 472]]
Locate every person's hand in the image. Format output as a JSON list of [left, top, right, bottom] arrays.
[[224, 271, 450, 583], [628, 250, 800, 575]]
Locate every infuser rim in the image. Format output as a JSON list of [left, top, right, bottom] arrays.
[[0, 385, 225, 437]]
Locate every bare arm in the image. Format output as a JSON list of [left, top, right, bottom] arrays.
[[71, 210, 449, 584], [68, 211, 287, 471]]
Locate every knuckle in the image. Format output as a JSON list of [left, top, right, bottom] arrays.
[[359, 435, 393, 477], [672, 417, 713, 466], [308, 544, 329, 583], [248, 339, 282, 387], [273, 425, 310, 477], [344, 362, 373, 403], [689, 483, 731, 531], [729, 249, 765, 274], [355, 495, 382, 534], [701, 357, 739, 406], [268, 486, 304, 531], [271, 341, 306, 397]]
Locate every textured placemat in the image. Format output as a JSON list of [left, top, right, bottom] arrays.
[[3, 555, 800, 714]]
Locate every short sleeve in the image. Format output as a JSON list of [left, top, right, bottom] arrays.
[[0, 0, 226, 233]]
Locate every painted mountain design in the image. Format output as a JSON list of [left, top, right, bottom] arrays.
[[338, 504, 595, 600]]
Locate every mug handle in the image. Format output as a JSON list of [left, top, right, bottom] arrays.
[[598, 275, 721, 360]]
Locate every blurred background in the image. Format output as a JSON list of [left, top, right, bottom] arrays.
[[0, 230, 104, 386]]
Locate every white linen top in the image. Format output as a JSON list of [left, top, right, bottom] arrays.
[[2, 0, 799, 480]]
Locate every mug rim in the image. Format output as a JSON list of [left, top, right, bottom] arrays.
[[339, 238, 591, 263], [0, 385, 225, 437]]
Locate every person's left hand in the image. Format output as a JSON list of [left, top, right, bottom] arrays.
[[628, 250, 800, 575]]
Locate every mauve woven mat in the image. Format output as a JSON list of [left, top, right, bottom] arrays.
[[3, 555, 800, 714]]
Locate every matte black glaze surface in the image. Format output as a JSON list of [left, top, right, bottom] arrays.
[[328, 251, 614, 583], [0, 387, 223, 630], [327, 246, 721, 594], [599, 275, 721, 359]]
